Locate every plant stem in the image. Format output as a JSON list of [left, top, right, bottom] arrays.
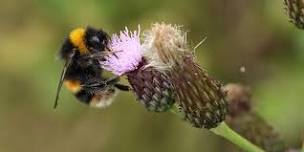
[[170, 106, 265, 152], [211, 122, 265, 152], [301, 141, 304, 152], [169, 104, 184, 118]]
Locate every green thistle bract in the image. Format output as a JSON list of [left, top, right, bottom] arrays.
[[127, 60, 175, 112]]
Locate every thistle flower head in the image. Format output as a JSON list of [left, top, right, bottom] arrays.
[[100, 25, 175, 112], [100, 27, 142, 76], [142, 23, 189, 70]]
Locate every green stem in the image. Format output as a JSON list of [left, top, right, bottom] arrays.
[[210, 122, 265, 152], [169, 104, 184, 118], [301, 141, 304, 152], [170, 106, 265, 152]]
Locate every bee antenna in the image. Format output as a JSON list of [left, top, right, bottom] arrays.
[[105, 45, 119, 58], [53, 58, 72, 109]]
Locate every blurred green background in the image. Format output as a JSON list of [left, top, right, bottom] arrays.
[[0, 0, 303, 151]]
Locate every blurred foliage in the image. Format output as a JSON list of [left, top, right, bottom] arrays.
[[0, 0, 303, 151]]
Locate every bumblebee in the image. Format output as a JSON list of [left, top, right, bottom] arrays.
[[54, 26, 129, 109]]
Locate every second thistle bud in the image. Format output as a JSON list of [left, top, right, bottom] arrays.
[[224, 83, 286, 152], [142, 23, 228, 129]]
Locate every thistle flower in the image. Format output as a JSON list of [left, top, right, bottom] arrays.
[[101, 28, 142, 76], [224, 83, 285, 152], [142, 23, 227, 129], [284, 0, 304, 29], [100, 27, 175, 112]]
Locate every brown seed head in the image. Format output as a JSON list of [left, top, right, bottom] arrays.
[[142, 23, 188, 70]]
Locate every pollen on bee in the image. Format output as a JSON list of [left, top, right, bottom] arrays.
[[63, 80, 81, 93]]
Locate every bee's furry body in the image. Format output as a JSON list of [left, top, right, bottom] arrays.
[[64, 51, 116, 107]]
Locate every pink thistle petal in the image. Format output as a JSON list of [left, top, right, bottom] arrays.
[[100, 27, 142, 76]]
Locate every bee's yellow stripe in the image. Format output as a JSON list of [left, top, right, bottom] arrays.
[[64, 80, 81, 93], [69, 28, 89, 54]]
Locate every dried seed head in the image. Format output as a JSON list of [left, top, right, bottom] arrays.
[[284, 0, 304, 29], [143, 23, 228, 129], [171, 57, 227, 129], [142, 23, 188, 70]]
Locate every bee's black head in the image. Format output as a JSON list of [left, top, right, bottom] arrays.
[[84, 26, 109, 54], [59, 26, 110, 60]]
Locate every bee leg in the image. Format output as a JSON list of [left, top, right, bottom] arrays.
[[102, 76, 130, 91], [104, 76, 130, 91], [114, 84, 131, 91], [80, 76, 120, 90], [104, 76, 120, 84]]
